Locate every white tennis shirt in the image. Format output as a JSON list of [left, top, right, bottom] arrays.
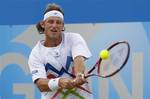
[[28, 32, 93, 99]]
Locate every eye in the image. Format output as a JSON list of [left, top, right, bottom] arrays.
[[47, 20, 54, 24], [56, 20, 62, 25]]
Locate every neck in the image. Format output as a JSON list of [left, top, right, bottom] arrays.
[[44, 35, 62, 47]]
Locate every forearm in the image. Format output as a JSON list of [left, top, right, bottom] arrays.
[[35, 78, 51, 92], [73, 56, 85, 75], [72, 56, 87, 86], [35, 77, 76, 92]]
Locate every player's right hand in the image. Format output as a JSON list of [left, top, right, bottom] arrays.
[[58, 78, 76, 89], [72, 73, 87, 87]]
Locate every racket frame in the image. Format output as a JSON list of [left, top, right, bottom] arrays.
[[86, 41, 130, 78]]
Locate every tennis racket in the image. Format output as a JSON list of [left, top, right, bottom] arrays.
[[85, 41, 130, 78]]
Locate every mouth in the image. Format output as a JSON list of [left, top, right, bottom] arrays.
[[50, 29, 58, 32]]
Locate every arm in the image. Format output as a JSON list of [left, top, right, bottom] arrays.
[[28, 50, 76, 92], [35, 77, 77, 92], [71, 34, 92, 86], [35, 55, 86, 92], [73, 56, 85, 75], [34, 56, 85, 91], [35, 78, 50, 92], [73, 56, 87, 86]]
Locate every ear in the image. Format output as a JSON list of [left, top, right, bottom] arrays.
[[62, 22, 65, 31], [40, 21, 45, 28]]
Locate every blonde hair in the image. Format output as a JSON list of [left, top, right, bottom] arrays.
[[36, 3, 64, 34]]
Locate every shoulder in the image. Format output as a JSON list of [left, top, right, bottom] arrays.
[[28, 40, 45, 65], [63, 32, 84, 45], [63, 32, 81, 37], [63, 32, 83, 40], [29, 40, 43, 58]]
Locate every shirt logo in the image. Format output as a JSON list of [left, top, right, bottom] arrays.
[[31, 70, 38, 74]]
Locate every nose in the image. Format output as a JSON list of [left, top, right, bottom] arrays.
[[51, 22, 58, 27]]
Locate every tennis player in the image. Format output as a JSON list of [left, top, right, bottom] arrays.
[[28, 3, 93, 99]]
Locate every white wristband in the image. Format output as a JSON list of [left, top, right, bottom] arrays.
[[48, 78, 60, 91]]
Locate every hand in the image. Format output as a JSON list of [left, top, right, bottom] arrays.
[[58, 77, 76, 89], [73, 73, 86, 87]]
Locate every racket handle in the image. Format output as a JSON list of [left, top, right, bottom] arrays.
[[84, 74, 91, 78], [85, 74, 101, 78]]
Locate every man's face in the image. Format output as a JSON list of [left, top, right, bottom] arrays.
[[43, 16, 64, 39]]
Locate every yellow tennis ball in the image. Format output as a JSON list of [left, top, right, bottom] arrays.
[[99, 50, 110, 59]]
